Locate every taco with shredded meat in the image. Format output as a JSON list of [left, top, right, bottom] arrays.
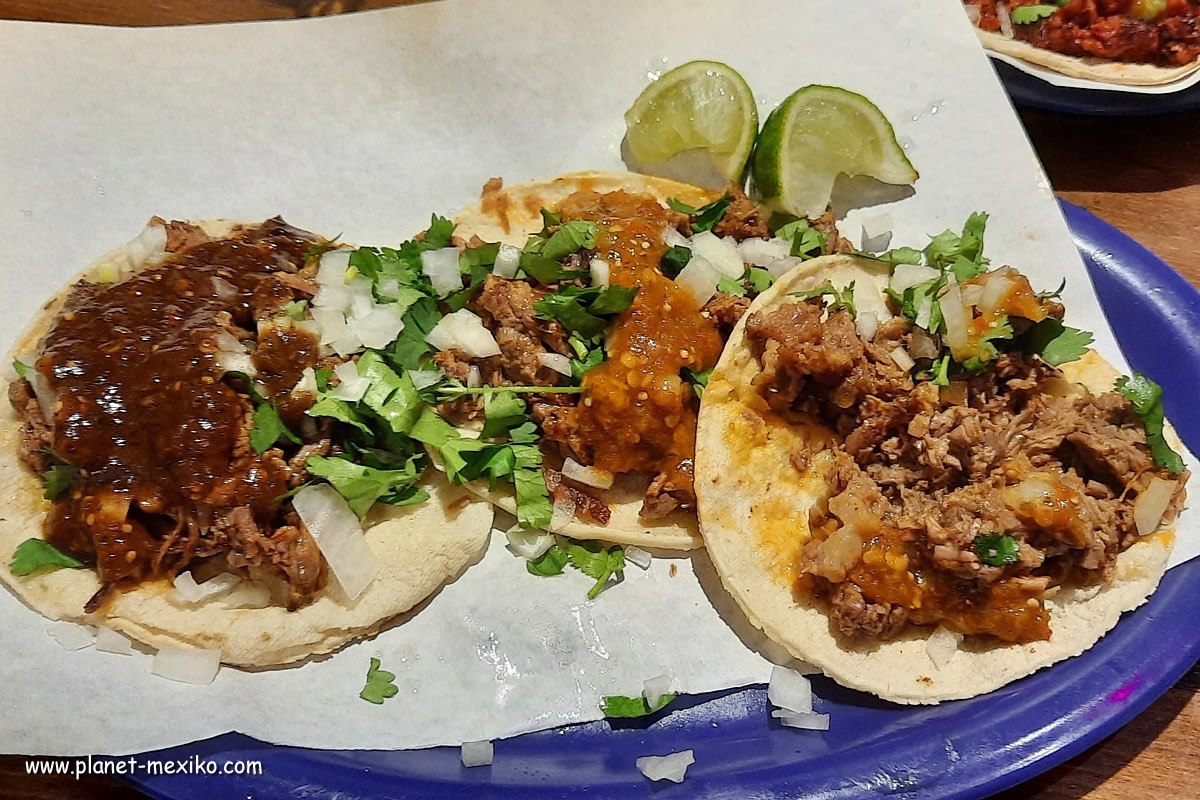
[[966, 0, 1200, 86], [695, 214, 1191, 702], [0, 218, 493, 666]]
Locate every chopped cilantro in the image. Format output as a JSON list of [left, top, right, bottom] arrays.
[[686, 367, 713, 399], [527, 544, 569, 576], [9, 538, 83, 577], [542, 220, 598, 262], [775, 217, 828, 260], [356, 351, 422, 435], [661, 245, 692, 278], [307, 394, 373, 437], [667, 196, 731, 234], [303, 234, 342, 260], [1011, 3, 1061, 24], [1116, 373, 1185, 474], [792, 281, 856, 317], [1020, 319, 1093, 367], [384, 297, 442, 372], [305, 454, 427, 517], [437, 384, 583, 397], [13, 360, 32, 379], [717, 276, 747, 297], [281, 299, 309, 320], [877, 246, 923, 267], [41, 464, 75, 501], [747, 267, 775, 294], [480, 391, 527, 440], [567, 541, 625, 599], [924, 212, 988, 269], [249, 402, 301, 453], [360, 657, 399, 705], [571, 345, 605, 381], [929, 354, 952, 386], [975, 534, 1020, 566], [601, 693, 677, 718], [519, 251, 589, 284], [534, 284, 638, 338], [315, 368, 332, 392], [538, 208, 562, 234]]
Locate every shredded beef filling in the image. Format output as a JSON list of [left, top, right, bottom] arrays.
[[11, 219, 331, 610], [746, 299, 1188, 643]]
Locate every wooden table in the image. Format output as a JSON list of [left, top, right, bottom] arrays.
[[1, 3, 1198, 799]]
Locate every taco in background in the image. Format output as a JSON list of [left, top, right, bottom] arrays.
[[1, 218, 492, 666], [696, 219, 1189, 703], [966, 0, 1200, 86]]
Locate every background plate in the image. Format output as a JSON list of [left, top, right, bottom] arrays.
[[994, 59, 1200, 115], [128, 202, 1200, 800]]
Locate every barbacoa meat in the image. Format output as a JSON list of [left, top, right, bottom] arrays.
[[747, 298, 1188, 643]]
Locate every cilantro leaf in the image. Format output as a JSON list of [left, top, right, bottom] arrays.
[[423, 215, 456, 249], [281, 299, 309, 320], [542, 221, 598, 262], [747, 267, 775, 294], [975, 534, 1020, 566], [601, 693, 677, 718], [385, 296, 442, 372], [527, 544, 569, 576], [878, 246, 923, 267], [481, 391, 527, 440], [571, 346, 605, 381], [928, 354, 952, 386], [42, 464, 75, 501], [356, 351, 423, 435], [305, 455, 427, 518], [9, 538, 83, 576], [589, 285, 639, 315], [1116, 373, 1185, 474], [792, 281, 856, 317], [535, 285, 638, 338], [307, 394, 373, 437], [1020, 319, 1093, 366], [303, 235, 342, 260], [249, 402, 301, 453], [667, 196, 731, 234], [775, 217, 828, 260], [661, 245, 692, 278], [12, 360, 32, 380], [1011, 4, 1060, 24], [409, 407, 461, 447], [924, 212, 988, 269], [567, 541, 625, 599], [717, 276, 747, 297], [360, 657, 399, 705], [686, 367, 713, 399], [513, 452, 552, 530], [519, 251, 589, 284]]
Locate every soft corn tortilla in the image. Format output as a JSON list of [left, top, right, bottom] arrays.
[[0, 220, 494, 667], [695, 254, 1177, 703], [978, 29, 1200, 87], [444, 171, 721, 551]]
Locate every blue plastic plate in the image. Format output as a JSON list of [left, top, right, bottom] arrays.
[[127, 202, 1200, 800], [994, 59, 1200, 116]]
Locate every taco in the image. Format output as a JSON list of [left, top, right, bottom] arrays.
[[696, 222, 1190, 702], [966, 1, 1200, 86], [407, 171, 848, 552], [0, 218, 493, 667]]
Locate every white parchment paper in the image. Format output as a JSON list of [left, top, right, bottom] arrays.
[[0, 0, 1194, 756]]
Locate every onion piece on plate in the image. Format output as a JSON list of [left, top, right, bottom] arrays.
[[859, 213, 893, 253], [95, 626, 134, 656], [768, 664, 814, 713], [152, 647, 222, 685], [46, 621, 96, 651], [926, 625, 964, 669], [329, 361, 371, 402], [624, 545, 652, 569], [889, 346, 916, 371], [505, 527, 556, 559], [772, 709, 831, 730], [890, 263, 940, 294], [292, 484, 380, 600], [643, 672, 673, 709], [169, 571, 241, 606], [460, 740, 494, 767], [636, 750, 695, 783]]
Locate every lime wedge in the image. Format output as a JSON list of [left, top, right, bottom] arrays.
[[623, 60, 758, 187], [751, 85, 917, 218]]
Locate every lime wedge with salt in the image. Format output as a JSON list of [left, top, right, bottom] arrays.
[[623, 60, 758, 188], [751, 85, 917, 217]]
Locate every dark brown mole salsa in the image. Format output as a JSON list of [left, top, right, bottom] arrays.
[[20, 219, 328, 608]]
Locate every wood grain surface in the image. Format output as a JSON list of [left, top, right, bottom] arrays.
[[2, 3, 1198, 799]]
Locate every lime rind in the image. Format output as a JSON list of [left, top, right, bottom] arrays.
[[624, 60, 758, 184], [751, 85, 917, 217]]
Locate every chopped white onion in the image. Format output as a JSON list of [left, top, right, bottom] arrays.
[[856, 311, 879, 341], [964, 3, 981, 24], [662, 226, 691, 250], [314, 282, 355, 313], [766, 256, 803, 279], [538, 352, 573, 377], [421, 247, 463, 296], [128, 221, 169, 267], [292, 484, 380, 601], [674, 254, 722, 307], [467, 364, 483, 388], [151, 647, 221, 685], [460, 740, 494, 767], [939, 278, 970, 359], [737, 237, 791, 267], [407, 368, 444, 390], [291, 367, 318, 397], [689, 232, 744, 278], [978, 268, 1014, 316], [351, 305, 405, 349], [377, 277, 401, 299], [590, 257, 611, 287], [890, 263, 941, 295], [95, 626, 133, 656], [46, 621, 95, 651], [636, 750, 695, 783], [768, 665, 814, 713], [997, 1, 1014, 38], [773, 710, 831, 730], [493, 244, 521, 279], [330, 361, 370, 402], [925, 625, 963, 669], [89, 222, 169, 283], [316, 249, 351, 284], [169, 571, 241, 606], [909, 327, 940, 359], [505, 527, 556, 559], [216, 352, 255, 377], [1135, 477, 1178, 536], [643, 673, 673, 709], [311, 307, 349, 346], [211, 276, 238, 300], [889, 346, 916, 371], [426, 309, 502, 359], [550, 492, 577, 528], [624, 545, 652, 569], [860, 213, 894, 253], [560, 457, 615, 491], [218, 581, 273, 609], [960, 283, 984, 307]]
